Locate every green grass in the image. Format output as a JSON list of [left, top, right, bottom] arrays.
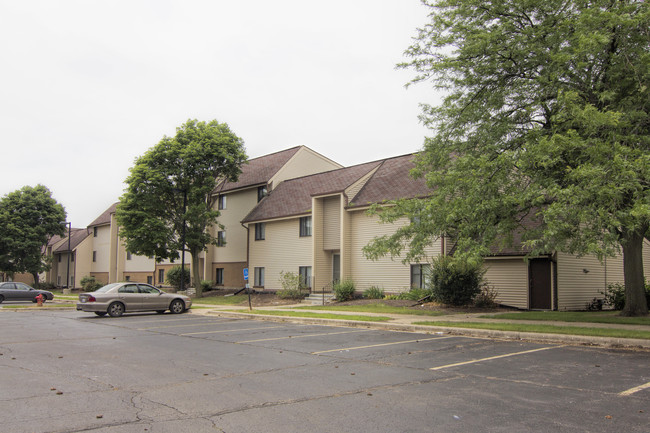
[[481, 311, 650, 326], [226, 309, 392, 322], [293, 303, 447, 317], [193, 295, 250, 305], [413, 321, 650, 339]]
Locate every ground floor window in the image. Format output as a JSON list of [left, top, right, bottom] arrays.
[[147, 276, 153, 285], [158, 269, 165, 286], [254, 267, 265, 287], [298, 266, 312, 289], [410, 264, 430, 289], [216, 268, 224, 285]]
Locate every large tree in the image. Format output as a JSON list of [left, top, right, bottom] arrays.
[[365, 0, 649, 315], [116, 119, 247, 297], [0, 185, 66, 284]]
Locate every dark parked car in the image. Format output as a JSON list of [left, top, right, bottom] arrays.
[[77, 282, 192, 317], [0, 282, 54, 303]]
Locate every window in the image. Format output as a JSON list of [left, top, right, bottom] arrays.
[[147, 276, 153, 285], [125, 275, 131, 282], [126, 251, 132, 260], [215, 268, 224, 285], [299, 216, 312, 237], [57, 276, 61, 286], [257, 185, 268, 202], [92, 251, 97, 262], [254, 267, 265, 287], [299, 266, 312, 289], [218, 195, 226, 210], [255, 223, 265, 240], [158, 269, 165, 285], [217, 231, 226, 247], [93, 227, 98, 237], [410, 264, 431, 289], [70, 252, 75, 263], [58, 255, 61, 263]]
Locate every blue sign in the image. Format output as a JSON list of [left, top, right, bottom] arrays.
[[243, 268, 249, 281]]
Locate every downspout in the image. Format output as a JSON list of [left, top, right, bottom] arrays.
[[240, 222, 250, 268]]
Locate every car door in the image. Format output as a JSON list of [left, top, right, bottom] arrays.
[[138, 284, 166, 310], [117, 284, 142, 311], [15, 283, 36, 301], [1, 283, 18, 301]]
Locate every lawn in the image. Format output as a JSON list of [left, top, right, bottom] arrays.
[[192, 295, 250, 305], [226, 309, 392, 322], [481, 311, 650, 326], [412, 321, 650, 339], [293, 303, 447, 317]]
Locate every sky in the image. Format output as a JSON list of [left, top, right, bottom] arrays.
[[0, 0, 439, 228]]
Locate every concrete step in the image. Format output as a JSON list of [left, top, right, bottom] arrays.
[[304, 293, 335, 305]]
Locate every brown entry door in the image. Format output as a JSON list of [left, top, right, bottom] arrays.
[[529, 259, 552, 310]]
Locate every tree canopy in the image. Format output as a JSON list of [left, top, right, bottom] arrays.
[[365, 0, 649, 315], [116, 119, 247, 297], [0, 185, 66, 284]]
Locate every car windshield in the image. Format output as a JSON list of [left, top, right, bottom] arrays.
[[94, 283, 122, 293]]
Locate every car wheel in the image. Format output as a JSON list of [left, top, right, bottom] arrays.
[[94, 312, 107, 317], [156, 310, 165, 314], [108, 302, 125, 317], [169, 299, 185, 314]]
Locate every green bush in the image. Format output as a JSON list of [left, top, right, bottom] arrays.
[[398, 287, 434, 301], [277, 271, 308, 300], [363, 286, 385, 299], [333, 280, 356, 302], [35, 281, 56, 291], [602, 282, 650, 310], [430, 256, 484, 306], [474, 284, 499, 308], [80, 276, 102, 292], [200, 280, 213, 292], [166, 266, 191, 290]]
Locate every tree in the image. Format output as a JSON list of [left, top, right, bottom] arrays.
[[0, 185, 66, 284], [365, 0, 649, 315], [116, 119, 247, 297]]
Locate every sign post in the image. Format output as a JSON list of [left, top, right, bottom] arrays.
[[243, 268, 251, 310]]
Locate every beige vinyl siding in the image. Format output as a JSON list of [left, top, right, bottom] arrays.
[[556, 253, 607, 310], [91, 225, 111, 273], [73, 236, 93, 287], [323, 196, 340, 250], [346, 166, 379, 204], [124, 253, 155, 273], [270, 147, 342, 187], [604, 254, 625, 286], [248, 218, 312, 291], [210, 188, 257, 263], [349, 211, 440, 292], [483, 258, 529, 309]]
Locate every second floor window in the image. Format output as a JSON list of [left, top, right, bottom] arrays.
[[126, 251, 132, 260], [300, 216, 312, 237], [92, 251, 97, 262], [255, 223, 265, 240], [218, 195, 226, 210], [217, 231, 226, 247], [257, 185, 268, 202], [93, 227, 98, 237]]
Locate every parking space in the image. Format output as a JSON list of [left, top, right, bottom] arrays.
[[3, 310, 648, 432]]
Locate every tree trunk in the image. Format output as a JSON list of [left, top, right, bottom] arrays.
[[190, 249, 202, 298], [31, 272, 39, 287], [620, 229, 648, 316]]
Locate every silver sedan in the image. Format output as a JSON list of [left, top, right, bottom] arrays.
[[77, 282, 192, 317]]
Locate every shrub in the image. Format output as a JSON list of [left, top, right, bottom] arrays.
[[474, 284, 499, 308], [200, 280, 213, 292], [166, 266, 191, 290], [363, 286, 385, 299], [277, 271, 308, 300], [602, 282, 650, 310], [36, 281, 56, 291], [333, 280, 356, 302], [399, 287, 434, 301], [429, 255, 485, 306], [80, 276, 102, 292]]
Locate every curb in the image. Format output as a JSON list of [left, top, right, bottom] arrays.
[[204, 310, 650, 350]]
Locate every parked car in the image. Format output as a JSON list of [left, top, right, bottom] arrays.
[[77, 282, 192, 317], [0, 282, 54, 303]]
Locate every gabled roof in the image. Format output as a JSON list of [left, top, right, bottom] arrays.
[[348, 154, 430, 208], [215, 146, 302, 194], [242, 161, 382, 223], [88, 202, 118, 228], [54, 228, 90, 253]]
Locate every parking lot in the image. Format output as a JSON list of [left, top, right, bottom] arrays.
[[1, 309, 648, 432]]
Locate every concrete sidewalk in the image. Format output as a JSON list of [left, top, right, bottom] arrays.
[[194, 302, 650, 350]]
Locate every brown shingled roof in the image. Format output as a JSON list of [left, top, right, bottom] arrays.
[[54, 228, 90, 253], [215, 146, 302, 194], [242, 161, 382, 223], [348, 154, 431, 207], [88, 202, 118, 227]]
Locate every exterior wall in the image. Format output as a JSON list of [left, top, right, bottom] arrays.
[[248, 218, 312, 291], [122, 271, 155, 284], [91, 225, 111, 273], [73, 236, 94, 287], [270, 147, 342, 187], [557, 253, 610, 310], [322, 196, 341, 251], [348, 210, 440, 292], [90, 272, 109, 285], [212, 262, 247, 288], [124, 253, 155, 273], [210, 188, 257, 263], [483, 258, 529, 309]]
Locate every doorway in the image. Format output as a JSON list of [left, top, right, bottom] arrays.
[[529, 258, 552, 309]]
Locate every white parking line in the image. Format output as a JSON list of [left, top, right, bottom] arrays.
[[137, 319, 233, 330], [430, 346, 563, 370], [181, 325, 286, 336], [311, 336, 454, 354], [237, 329, 370, 343], [619, 381, 650, 397]]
